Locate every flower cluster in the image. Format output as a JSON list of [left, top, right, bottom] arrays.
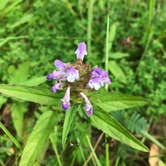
[[47, 42, 111, 116]]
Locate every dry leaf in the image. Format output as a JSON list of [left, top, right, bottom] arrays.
[[149, 144, 160, 166]]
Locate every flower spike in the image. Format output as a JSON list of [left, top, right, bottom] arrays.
[[47, 42, 111, 115]]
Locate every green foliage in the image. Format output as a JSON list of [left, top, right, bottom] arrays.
[[109, 61, 127, 84], [127, 113, 148, 133], [0, 121, 21, 150], [0, 84, 61, 105], [91, 110, 148, 152], [62, 107, 75, 149], [19, 111, 57, 166], [90, 90, 148, 112], [11, 102, 27, 138]]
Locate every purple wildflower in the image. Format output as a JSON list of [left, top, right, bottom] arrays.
[[51, 82, 64, 93], [47, 42, 112, 115], [87, 67, 111, 90], [61, 87, 70, 110], [65, 67, 79, 83], [75, 42, 87, 61], [80, 92, 93, 116]]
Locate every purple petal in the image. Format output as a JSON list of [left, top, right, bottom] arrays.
[[85, 106, 93, 116], [91, 68, 103, 77], [87, 67, 111, 90], [61, 87, 70, 111], [51, 82, 63, 93], [66, 67, 79, 83], [52, 71, 65, 80], [47, 73, 54, 80], [54, 60, 66, 71], [75, 42, 87, 61], [62, 102, 70, 110], [80, 92, 93, 116]]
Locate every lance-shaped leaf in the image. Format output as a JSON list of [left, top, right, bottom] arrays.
[[91, 110, 149, 152], [90, 90, 148, 112], [19, 111, 56, 166], [0, 84, 61, 106], [62, 108, 75, 149]]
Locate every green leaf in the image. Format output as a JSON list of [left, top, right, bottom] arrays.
[[108, 23, 117, 52], [0, 84, 61, 106], [0, 0, 10, 10], [62, 108, 75, 149], [19, 111, 56, 166], [0, 122, 21, 149], [141, 130, 165, 150], [110, 52, 129, 59], [9, 62, 30, 84], [90, 91, 148, 112], [109, 61, 127, 83], [91, 110, 149, 152], [22, 76, 46, 86], [11, 102, 27, 138]]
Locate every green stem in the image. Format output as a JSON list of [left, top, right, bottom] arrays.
[[87, 0, 94, 57], [50, 135, 62, 166], [86, 135, 101, 166], [105, 136, 110, 166], [105, 16, 109, 74], [0, 121, 21, 150], [105, 15, 110, 166]]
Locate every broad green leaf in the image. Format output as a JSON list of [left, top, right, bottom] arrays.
[[19, 111, 56, 166], [9, 62, 30, 84], [22, 76, 46, 86], [110, 52, 129, 59], [11, 102, 27, 138], [91, 110, 149, 152], [90, 91, 148, 112], [0, 84, 61, 106], [109, 61, 127, 83], [62, 108, 75, 149]]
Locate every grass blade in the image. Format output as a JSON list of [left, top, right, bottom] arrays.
[[85, 135, 101, 166], [19, 111, 56, 166], [87, 0, 94, 57], [0, 121, 21, 149]]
